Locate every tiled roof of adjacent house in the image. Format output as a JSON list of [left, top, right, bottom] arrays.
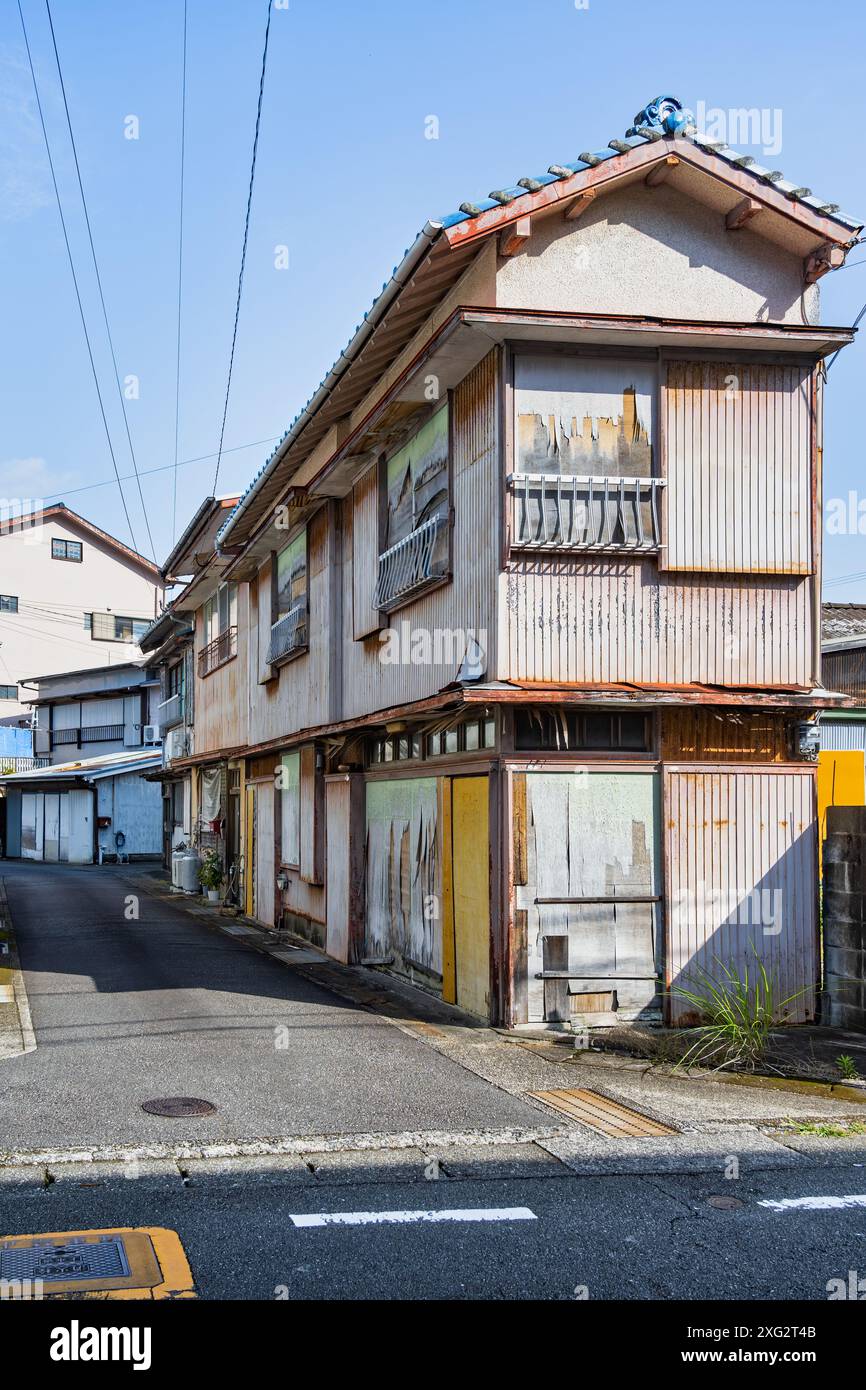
[[823, 604, 866, 642]]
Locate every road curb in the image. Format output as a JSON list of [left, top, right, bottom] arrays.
[[0, 877, 36, 1060]]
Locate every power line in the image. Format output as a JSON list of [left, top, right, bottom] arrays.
[[172, 0, 189, 544], [17, 0, 140, 554], [43, 0, 156, 563], [39, 435, 281, 503], [212, 0, 273, 496], [826, 297, 866, 375]]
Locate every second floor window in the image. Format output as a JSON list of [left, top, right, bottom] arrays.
[[374, 403, 450, 610], [267, 531, 308, 664], [511, 354, 663, 554], [0, 685, 16, 700], [199, 583, 238, 676], [0, 595, 18, 612], [51, 538, 83, 561], [90, 612, 150, 643]]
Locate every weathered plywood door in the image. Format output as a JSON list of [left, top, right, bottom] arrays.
[[515, 772, 661, 1026], [450, 776, 490, 1020], [664, 768, 818, 1024], [254, 782, 275, 928]]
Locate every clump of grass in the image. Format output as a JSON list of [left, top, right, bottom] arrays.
[[668, 950, 808, 1074], [836, 1054, 860, 1081], [788, 1120, 866, 1138]]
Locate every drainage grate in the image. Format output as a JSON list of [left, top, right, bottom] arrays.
[[530, 1088, 677, 1137], [141, 1096, 216, 1117], [0, 1235, 130, 1284]]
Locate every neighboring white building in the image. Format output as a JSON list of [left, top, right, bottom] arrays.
[[21, 661, 162, 764], [0, 503, 163, 720]]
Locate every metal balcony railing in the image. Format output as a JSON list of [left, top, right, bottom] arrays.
[[157, 691, 184, 730], [373, 513, 448, 611], [0, 756, 50, 773], [198, 625, 237, 678], [81, 724, 124, 744], [266, 601, 307, 665], [507, 473, 666, 553]]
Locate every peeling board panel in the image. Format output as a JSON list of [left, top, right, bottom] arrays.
[[514, 355, 654, 475], [661, 709, 790, 762], [365, 777, 442, 983], [514, 772, 661, 1024], [664, 768, 817, 1025], [663, 361, 813, 574], [498, 562, 812, 687], [352, 464, 380, 640], [451, 775, 491, 1019]]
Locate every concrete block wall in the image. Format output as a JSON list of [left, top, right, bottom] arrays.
[[823, 806, 866, 1030]]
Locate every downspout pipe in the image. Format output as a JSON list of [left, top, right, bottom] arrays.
[[217, 220, 443, 549]]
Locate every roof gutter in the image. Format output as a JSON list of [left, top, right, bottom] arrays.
[[217, 220, 443, 548]]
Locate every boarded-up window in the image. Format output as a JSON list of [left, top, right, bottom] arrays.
[[663, 361, 813, 574], [280, 751, 300, 868], [514, 356, 655, 545], [384, 405, 449, 551], [276, 531, 307, 617]]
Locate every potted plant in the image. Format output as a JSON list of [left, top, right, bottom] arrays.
[[198, 849, 223, 904]]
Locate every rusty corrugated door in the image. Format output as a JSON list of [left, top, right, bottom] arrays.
[[663, 361, 813, 574], [664, 767, 817, 1024]]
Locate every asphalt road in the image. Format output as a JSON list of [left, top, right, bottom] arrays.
[[0, 862, 540, 1151], [3, 1160, 866, 1300]]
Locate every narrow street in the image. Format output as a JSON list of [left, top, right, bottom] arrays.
[[3, 862, 866, 1303], [0, 863, 541, 1151]]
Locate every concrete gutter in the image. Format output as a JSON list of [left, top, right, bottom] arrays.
[[0, 879, 36, 1060]]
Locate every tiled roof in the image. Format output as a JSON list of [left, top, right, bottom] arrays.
[[823, 604, 866, 642], [217, 95, 863, 549]]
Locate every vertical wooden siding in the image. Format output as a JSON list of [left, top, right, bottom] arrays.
[[352, 464, 381, 639], [664, 767, 817, 1023], [498, 562, 813, 686], [663, 361, 813, 574]]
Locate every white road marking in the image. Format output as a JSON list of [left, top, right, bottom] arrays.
[[758, 1194, 866, 1213], [290, 1206, 537, 1228]]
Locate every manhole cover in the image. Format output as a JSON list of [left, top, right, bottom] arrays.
[[141, 1097, 216, 1117], [0, 1235, 130, 1284], [707, 1195, 745, 1211]]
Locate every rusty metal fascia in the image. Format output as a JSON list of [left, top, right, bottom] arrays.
[[444, 139, 862, 253]]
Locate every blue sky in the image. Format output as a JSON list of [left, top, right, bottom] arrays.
[[1, 0, 864, 592]]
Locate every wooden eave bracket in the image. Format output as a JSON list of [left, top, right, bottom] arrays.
[[499, 215, 532, 256], [562, 188, 597, 222], [726, 197, 763, 230], [644, 155, 680, 188], [804, 242, 847, 284]]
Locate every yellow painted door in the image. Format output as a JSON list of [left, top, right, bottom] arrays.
[[451, 776, 490, 1019]]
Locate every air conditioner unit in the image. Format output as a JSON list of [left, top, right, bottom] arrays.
[[143, 724, 160, 745], [167, 728, 190, 760]]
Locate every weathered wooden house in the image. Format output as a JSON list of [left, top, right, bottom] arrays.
[[156, 95, 862, 1029]]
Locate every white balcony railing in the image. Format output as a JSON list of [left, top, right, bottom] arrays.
[[266, 601, 307, 664], [157, 691, 183, 730], [373, 513, 448, 611], [508, 473, 666, 553]]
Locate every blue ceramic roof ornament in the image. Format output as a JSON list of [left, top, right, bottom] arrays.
[[626, 95, 695, 138]]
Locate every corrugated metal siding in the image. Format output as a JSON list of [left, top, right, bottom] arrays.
[[352, 464, 380, 639], [340, 349, 500, 718], [823, 648, 866, 701], [499, 563, 812, 686], [663, 361, 813, 574], [664, 768, 817, 1024], [819, 720, 866, 753]]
